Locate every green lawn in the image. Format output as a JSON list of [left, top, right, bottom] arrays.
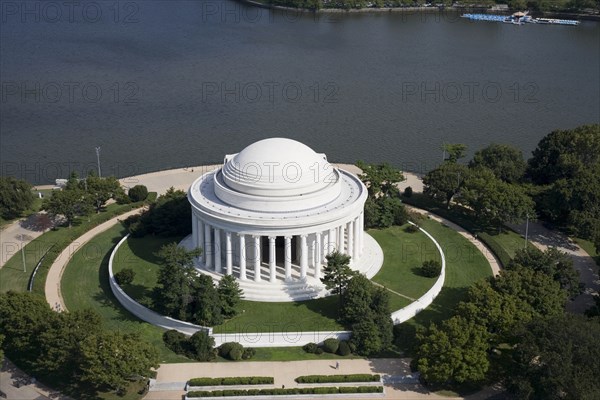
[[487, 229, 526, 259], [370, 225, 439, 300], [575, 237, 600, 267], [60, 224, 190, 364], [0, 202, 144, 294]]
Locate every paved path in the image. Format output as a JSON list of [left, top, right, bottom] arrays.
[[0, 358, 72, 400], [508, 221, 600, 313], [44, 208, 144, 311], [0, 216, 47, 269]]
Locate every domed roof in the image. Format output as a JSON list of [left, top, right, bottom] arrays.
[[220, 138, 339, 198]]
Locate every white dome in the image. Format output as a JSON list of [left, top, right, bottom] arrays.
[[220, 138, 339, 199]]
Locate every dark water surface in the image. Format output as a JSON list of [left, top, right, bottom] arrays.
[[1, 1, 599, 184]]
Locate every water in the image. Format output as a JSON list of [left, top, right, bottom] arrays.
[[1, 1, 598, 184]]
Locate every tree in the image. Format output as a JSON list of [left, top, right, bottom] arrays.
[[0, 177, 34, 219], [509, 247, 581, 299], [416, 316, 490, 386], [190, 274, 223, 326], [321, 251, 356, 311], [469, 143, 526, 183], [43, 188, 91, 227], [84, 174, 123, 213], [217, 274, 243, 319], [79, 331, 159, 391], [506, 314, 600, 400], [127, 187, 191, 237], [461, 168, 535, 229], [355, 161, 404, 198], [442, 143, 467, 163], [341, 274, 373, 324], [153, 243, 202, 320], [370, 287, 393, 351], [128, 185, 148, 202], [423, 163, 469, 209], [527, 124, 600, 185], [350, 318, 382, 356], [187, 330, 216, 361]]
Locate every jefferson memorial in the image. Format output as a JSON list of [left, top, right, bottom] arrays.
[[185, 138, 383, 301]]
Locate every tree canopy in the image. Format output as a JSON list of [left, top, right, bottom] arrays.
[[423, 163, 469, 209], [469, 143, 526, 183], [0, 176, 34, 219]]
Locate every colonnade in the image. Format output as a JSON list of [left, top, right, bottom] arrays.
[[191, 213, 365, 283]]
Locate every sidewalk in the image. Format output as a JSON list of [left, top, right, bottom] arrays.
[[44, 208, 144, 310]]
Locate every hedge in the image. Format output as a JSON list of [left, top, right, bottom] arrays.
[[295, 374, 380, 383], [477, 232, 511, 268], [187, 386, 383, 397], [188, 377, 274, 386]]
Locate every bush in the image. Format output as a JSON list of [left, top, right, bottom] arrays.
[[337, 340, 351, 356], [128, 185, 148, 202], [405, 224, 420, 233], [187, 386, 383, 397], [188, 377, 273, 386], [218, 342, 245, 361], [315, 347, 324, 355], [295, 374, 380, 383], [403, 186, 413, 197], [242, 348, 255, 360], [420, 260, 442, 278], [302, 342, 318, 354], [114, 268, 135, 285], [162, 330, 188, 355], [322, 338, 340, 354]]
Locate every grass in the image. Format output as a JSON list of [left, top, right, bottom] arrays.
[[60, 224, 190, 364], [0, 189, 52, 227], [575, 237, 600, 267], [0, 199, 150, 295]]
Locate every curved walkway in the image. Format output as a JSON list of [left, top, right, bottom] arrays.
[[44, 208, 144, 310]]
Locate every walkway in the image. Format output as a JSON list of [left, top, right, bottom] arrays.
[[0, 216, 48, 269], [0, 358, 72, 400], [509, 220, 600, 313], [44, 208, 144, 310]]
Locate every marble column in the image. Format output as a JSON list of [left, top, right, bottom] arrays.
[[328, 228, 336, 255], [284, 236, 292, 281], [198, 219, 205, 263], [315, 232, 322, 279], [214, 228, 221, 273], [204, 224, 212, 269], [253, 235, 261, 282], [269, 236, 276, 283], [347, 221, 354, 261], [239, 234, 246, 280], [191, 215, 197, 251], [225, 232, 232, 275], [300, 234, 308, 279], [353, 217, 360, 260], [338, 225, 345, 254]]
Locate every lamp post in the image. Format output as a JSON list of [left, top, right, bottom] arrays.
[[524, 213, 529, 249], [95, 146, 102, 178]]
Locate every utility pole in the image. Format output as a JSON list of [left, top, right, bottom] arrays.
[[524, 213, 529, 249], [95, 146, 102, 178]]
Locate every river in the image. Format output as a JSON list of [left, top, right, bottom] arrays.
[[1, 0, 598, 184]]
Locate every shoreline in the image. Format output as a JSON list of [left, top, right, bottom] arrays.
[[234, 0, 600, 21]]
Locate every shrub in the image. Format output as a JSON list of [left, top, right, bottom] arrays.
[[242, 347, 255, 360], [162, 330, 187, 355], [337, 340, 351, 356], [403, 186, 413, 197], [186, 386, 384, 397], [405, 224, 420, 233], [295, 374, 380, 383], [322, 338, 340, 354], [188, 377, 273, 386], [420, 260, 442, 278], [128, 185, 148, 202], [315, 347, 324, 355], [114, 268, 135, 285], [218, 342, 244, 360], [302, 342, 318, 354]]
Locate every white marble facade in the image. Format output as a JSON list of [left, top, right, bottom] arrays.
[[187, 138, 370, 290]]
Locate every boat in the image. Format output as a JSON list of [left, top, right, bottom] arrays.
[[461, 11, 580, 26]]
